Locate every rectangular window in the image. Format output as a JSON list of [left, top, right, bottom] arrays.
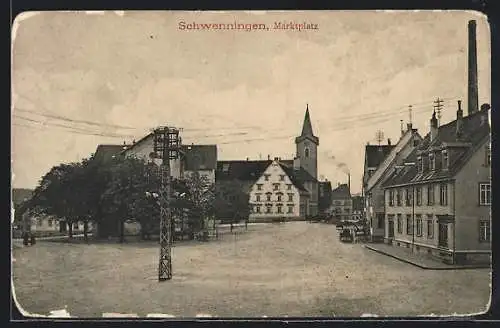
[[255, 206, 261, 213], [397, 214, 403, 234], [277, 194, 282, 202], [427, 185, 434, 206], [440, 183, 448, 206], [406, 215, 413, 235], [288, 205, 293, 213], [396, 189, 402, 206], [479, 220, 491, 242], [256, 194, 261, 202], [273, 183, 280, 191], [257, 184, 263, 191], [405, 188, 412, 206], [416, 187, 422, 206], [427, 217, 434, 239], [442, 151, 449, 169], [287, 184, 292, 190], [277, 205, 282, 214], [416, 215, 423, 237], [389, 190, 394, 206], [280, 174, 285, 181], [288, 194, 293, 202], [266, 194, 272, 202], [264, 174, 270, 181], [266, 206, 272, 214], [479, 183, 491, 205], [48, 219, 53, 227]]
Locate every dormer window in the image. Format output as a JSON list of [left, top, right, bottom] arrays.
[[429, 153, 435, 171], [442, 150, 449, 170], [264, 174, 270, 181]]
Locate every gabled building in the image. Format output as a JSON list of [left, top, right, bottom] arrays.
[[329, 183, 352, 223], [382, 101, 491, 264], [215, 104, 321, 220], [363, 126, 423, 242], [119, 133, 217, 183]]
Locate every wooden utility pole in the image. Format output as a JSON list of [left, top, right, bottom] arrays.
[[152, 126, 181, 281], [433, 98, 444, 125]]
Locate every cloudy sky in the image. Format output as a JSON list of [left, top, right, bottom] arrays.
[[11, 11, 490, 194]]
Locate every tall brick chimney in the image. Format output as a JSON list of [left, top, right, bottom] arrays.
[[468, 20, 479, 115]]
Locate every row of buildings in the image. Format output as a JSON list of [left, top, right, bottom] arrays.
[[94, 105, 334, 223], [361, 20, 491, 265]]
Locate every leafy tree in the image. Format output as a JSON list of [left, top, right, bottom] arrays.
[[214, 180, 250, 232], [100, 156, 160, 243], [29, 162, 82, 238]]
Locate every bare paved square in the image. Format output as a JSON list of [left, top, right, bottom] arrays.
[[12, 222, 490, 317]]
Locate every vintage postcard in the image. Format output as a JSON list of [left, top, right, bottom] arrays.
[[11, 10, 491, 319]]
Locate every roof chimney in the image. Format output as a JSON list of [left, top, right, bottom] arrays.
[[246, 157, 249, 161], [480, 103, 490, 126], [468, 20, 479, 115], [387, 138, 391, 146], [267, 154, 270, 160], [400, 120, 404, 136], [348, 173, 351, 193], [430, 110, 439, 142]]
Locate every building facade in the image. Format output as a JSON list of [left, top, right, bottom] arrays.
[[248, 159, 310, 221], [215, 105, 320, 221], [329, 183, 352, 223], [382, 102, 490, 264], [363, 127, 423, 242], [351, 195, 364, 221]]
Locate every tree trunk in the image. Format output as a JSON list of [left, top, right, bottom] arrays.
[[68, 221, 73, 239], [245, 219, 248, 230], [119, 220, 125, 243], [83, 221, 88, 243]]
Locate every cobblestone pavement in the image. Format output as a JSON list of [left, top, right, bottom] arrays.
[[12, 222, 490, 318]]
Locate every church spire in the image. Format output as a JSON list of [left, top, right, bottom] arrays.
[[301, 103, 314, 137], [295, 103, 319, 146]]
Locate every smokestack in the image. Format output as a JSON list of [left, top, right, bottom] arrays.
[[468, 20, 479, 115]]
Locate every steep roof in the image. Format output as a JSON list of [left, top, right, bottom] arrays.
[[181, 145, 217, 171], [295, 105, 319, 145], [93, 144, 127, 163], [365, 145, 395, 168], [278, 164, 311, 192], [216, 160, 272, 182], [382, 108, 490, 188], [331, 183, 351, 200]]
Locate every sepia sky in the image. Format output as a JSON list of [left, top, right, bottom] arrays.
[[11, 11, 490, 194]]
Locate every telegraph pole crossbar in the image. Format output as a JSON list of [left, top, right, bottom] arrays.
[[152, 126, 181, 282]]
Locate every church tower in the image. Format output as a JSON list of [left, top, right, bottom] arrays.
[[295, 104, 319, 179]]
